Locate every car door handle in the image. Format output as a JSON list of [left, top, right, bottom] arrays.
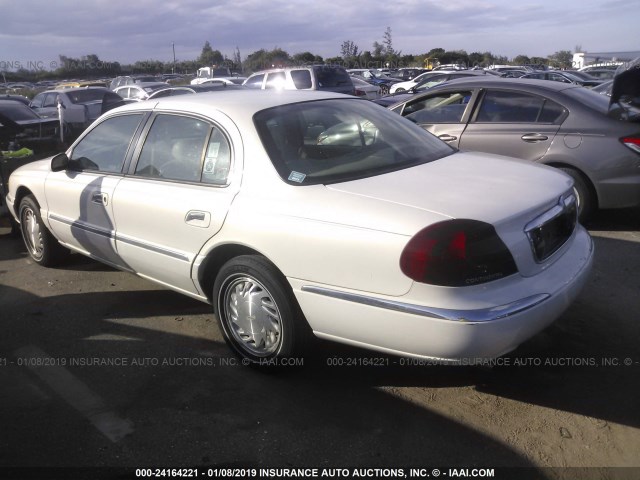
[[186, 212, 205, 222], [91, 192, 108, 206], [185, 210, 211, 228], [438, 134, 458, 142], [521, 133, 549, 142]]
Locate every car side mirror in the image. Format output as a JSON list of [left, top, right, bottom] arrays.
[[51, 152, 70, 172]]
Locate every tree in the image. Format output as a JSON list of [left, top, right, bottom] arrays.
[[372, 41, 384, 58], [340, 40, 359, 60], [383, 27, 395, 56], [233, 47, 242, 70], [243, 48, 291, 72], [513, 55, 531, 65], [292, 52, 323, 65], [468, 52, 486, 67], [439, 50, 469, 67], [198, 41, 224, 66], [548, 50, 573, 69]]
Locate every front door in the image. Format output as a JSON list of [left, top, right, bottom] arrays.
[[45, 113, 145, 269]]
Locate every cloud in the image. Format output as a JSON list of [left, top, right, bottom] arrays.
[[0, 0, 637, 68]]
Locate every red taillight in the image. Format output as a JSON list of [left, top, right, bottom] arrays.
[[355, 89, 367, 97], [400, 220, 518, 287], [621, 136, 640, 154]]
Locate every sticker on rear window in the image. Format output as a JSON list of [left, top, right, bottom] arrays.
[[288, 171, 306, 183]]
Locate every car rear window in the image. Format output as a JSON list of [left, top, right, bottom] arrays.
[[254, 98, 454, 186], [313, 67, 352, 88], [291, 70, 312, 89]]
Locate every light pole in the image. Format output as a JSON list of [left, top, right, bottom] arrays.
[[172, 42, 176, 74]]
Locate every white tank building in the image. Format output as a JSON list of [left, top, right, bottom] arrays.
[[572, 51, 640, 69]]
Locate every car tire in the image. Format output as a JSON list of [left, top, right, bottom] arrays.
[[213, 255, 312, 365], [18, 195, 68, 266], [395, 88, 405, 92], [379, 84, 389, 95], [559, 167, 595, 223]]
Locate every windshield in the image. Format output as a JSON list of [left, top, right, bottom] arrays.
[[254, 98, 454, 185]]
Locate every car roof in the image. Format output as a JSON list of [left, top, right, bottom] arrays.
[[422, 76, 583, 93], [250, 65, 341, 75], [39, 86, 111, 94], [0, 99, 31, 106], [382, 77, 587, 110], [111, 89, 355, 118]]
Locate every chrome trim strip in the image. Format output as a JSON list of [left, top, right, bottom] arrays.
[[48, 214, 190, 262], [49, 214, 114, 239], [115, 234, 191, 262], [301, 286, 550, 323]]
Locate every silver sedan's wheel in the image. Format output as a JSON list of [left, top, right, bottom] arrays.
[[21, 203, 44, 260], [18, 195, 67, 267], [222, 275, 283, 356], [213, 255, 312, 363]]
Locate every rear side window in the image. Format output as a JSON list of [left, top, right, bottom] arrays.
[[476, 90, 566, 123], [313, 66, 351, 88], [291, 70, 312, 89], [244, 74, 264, 88], [43, 93, 59, 108], [30, 93, 45, 108], [70, 114, 144, 172], [135, 114, 231, 185], [403, 91, 472, 124], [265, 72, 286, 89]]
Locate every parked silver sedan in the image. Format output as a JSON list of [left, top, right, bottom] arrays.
[[351, 76, 381, 99], [6, 91, 593, 365], [386, 77, 640, 221]]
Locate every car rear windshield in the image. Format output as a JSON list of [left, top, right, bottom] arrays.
[[563, 87, 610, 114], [254, 98, 454, 185]]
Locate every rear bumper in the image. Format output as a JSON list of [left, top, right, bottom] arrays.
[[292, 227, 593, 361]]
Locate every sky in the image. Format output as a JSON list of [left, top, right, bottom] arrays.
[[1, 0, 638, 71]]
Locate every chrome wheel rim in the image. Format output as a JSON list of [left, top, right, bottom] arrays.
[[21, 207, 44, 259], [221, 275, 283, 357]]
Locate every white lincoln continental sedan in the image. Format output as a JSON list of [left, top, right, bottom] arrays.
[[7, 90, 593, 364]]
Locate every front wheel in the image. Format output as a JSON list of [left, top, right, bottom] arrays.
[[379, 84, 389, 95], [19, 195, 67, 266], [213, 255, 311, 364]]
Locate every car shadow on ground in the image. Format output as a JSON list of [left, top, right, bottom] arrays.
[[0, 282, 546, 473], [0, 227, 638, 471]]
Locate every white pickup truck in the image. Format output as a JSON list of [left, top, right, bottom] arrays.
[[190, 66, 244, 85]]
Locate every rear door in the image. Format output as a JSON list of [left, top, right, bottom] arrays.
[[458, 89, 566, 161], [112, 112, 241, 296]]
